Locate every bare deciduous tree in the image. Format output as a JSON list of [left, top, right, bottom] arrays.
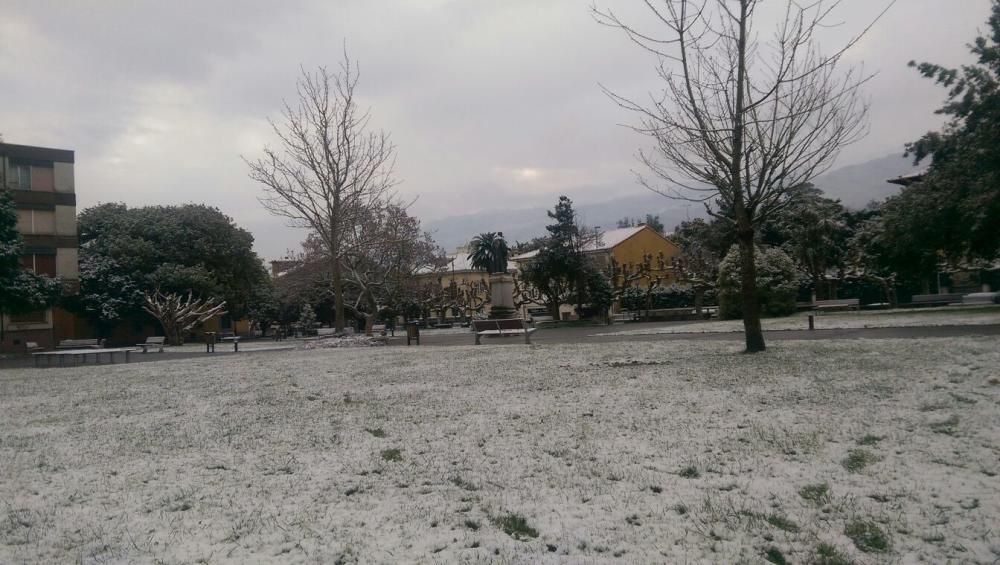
[[247, 51, 396, 332], [144, 291, 226, 346], [342, 203, 443, 335], [594, 0, 888, 352]]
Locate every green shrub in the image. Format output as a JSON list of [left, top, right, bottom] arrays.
[[842, 449, 879, 472], [798, 482, 831, 505], [844, 519, 890, 552], [814, 543, 853, 565], [491, 513, 539, 540], [380, 449, 403, 462], [717, 244, 800, 319]]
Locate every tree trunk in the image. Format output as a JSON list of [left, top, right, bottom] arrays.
[[882, 279, 897, 309], [547, 301, 560, 319], [364, 291, 377, 336], [731, 2, 763, 354], [332, 257, 345, 332], [736, 225, 766, 353], [164, 320, 182, 346]]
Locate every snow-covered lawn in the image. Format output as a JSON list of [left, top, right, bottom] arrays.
[[596, 305, 1000, 336], [2, 338, 998, 563]]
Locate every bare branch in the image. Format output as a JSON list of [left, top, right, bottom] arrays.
[[245, 50, 397, 331]]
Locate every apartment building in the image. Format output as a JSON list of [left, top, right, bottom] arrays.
[[1, 142, 79, 351]]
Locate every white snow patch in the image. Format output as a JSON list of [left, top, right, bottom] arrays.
[[302, 335, 388, 349], [1, 338, 998, 562]]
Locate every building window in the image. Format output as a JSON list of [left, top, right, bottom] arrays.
[[34, 254, 57, 276], [14, 164, 31, 190], [10, 310, 47, 324], [17, 254, 57, 276]]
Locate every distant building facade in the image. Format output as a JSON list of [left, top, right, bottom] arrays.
[[512, 224, 683, 319], [1, 142, 80, 351], [414, 247, 495, 319]]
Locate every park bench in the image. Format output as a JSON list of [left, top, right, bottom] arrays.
[[204, 332, 240, 353], [372, 323, 389, 336], [316, 327, 336, 337], [472, 319, 536, 345], [908, 293, 964, 307], [135, 336, 166, 353], [25, 341, 43, 352], [220, 334, 241, 352], [963, 291, 999, 305], [644, 307, 700, 321], [812, 299, 860, 312], [57, 338, 105, 350]]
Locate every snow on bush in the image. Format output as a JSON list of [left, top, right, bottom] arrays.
[[717, 244, 799, 319]]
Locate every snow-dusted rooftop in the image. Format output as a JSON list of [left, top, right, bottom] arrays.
[[511, 225, 649, 261], [416, 251, 485, 275]]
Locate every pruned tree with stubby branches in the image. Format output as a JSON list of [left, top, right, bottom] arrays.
[[594, 0, 889, 352], [246, 49, 397, 333], [143, 291, 227, 346]]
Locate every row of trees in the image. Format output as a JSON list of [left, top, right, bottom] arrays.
[[74, 203, 272, 337], [666, 2, 1000, 320], [269, 204, 445, 334], [3, 193, 447, 344], [0, 196, 256, 346]]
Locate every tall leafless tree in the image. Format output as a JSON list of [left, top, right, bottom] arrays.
[[594, 0, 888, 352], [247, 51, 396, 332]]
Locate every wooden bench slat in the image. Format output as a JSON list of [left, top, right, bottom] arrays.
[[471, 319, 536, 345], [57, 339, 104, 349], [136, 336, 166, 353], [812, 299, 860, 311]]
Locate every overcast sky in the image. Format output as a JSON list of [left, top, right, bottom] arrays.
[[1, 0, 991, 259]]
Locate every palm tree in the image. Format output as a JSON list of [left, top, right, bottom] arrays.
[[467, 232, 509, 274]]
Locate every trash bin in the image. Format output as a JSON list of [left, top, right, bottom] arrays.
[[406, 323, 420, 346]]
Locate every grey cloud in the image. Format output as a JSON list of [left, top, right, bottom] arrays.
[[0, 0, 991, 260]]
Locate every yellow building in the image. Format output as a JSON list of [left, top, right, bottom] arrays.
[[511, 225, 682, 318], [598, 225, 683, 289]]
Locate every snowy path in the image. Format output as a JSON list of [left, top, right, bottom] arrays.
[[594, 305, 1000, 336]]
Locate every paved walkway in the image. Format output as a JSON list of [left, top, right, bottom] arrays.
[[4, 323, 998, 369], [405, 321, 1000, 347]]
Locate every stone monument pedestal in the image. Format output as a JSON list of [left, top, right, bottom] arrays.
[[488, 273, 516, 319]]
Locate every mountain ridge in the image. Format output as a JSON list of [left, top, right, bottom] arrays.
[[424, 153, 922, 250]]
